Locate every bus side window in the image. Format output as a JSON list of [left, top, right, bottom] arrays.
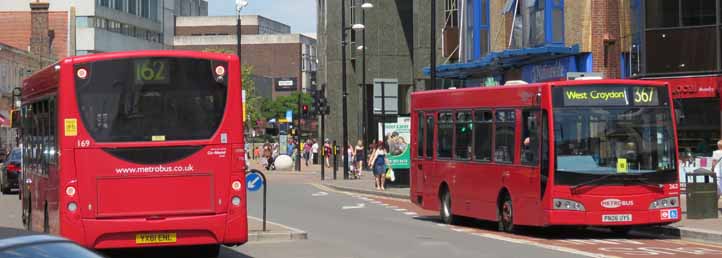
[[437, 112, 453, 159], [425, 115, 434, 159], [473, 110, 493, 162], [521, 110, 540, 166], [494, 110, 515, 163], [454, 111, 472, 160], [540, 110, 549, 198]]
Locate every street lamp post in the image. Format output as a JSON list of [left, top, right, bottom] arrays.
[[360, 2, 373, 158], [341, 0, 365, 180], [430, 0, 436, 90], [236, 0, 248, 138]]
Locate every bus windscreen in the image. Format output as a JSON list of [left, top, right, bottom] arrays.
[[552, 85, 677, 186], [74, 57, 227, 142]]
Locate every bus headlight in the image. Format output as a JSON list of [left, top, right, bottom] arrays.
[[649, 197, 679, 209], [67, 202, 78, 212], [231, 196, 241, 206], [553, 198, 585, 211]]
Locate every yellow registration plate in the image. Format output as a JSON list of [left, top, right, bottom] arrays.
[[135, 232, 177, 244]]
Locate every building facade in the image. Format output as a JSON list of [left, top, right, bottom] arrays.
[[174, 15, 318, 99], [622, 0, 722, 156], [317, 0, 417, 147], [0, 0, 207, 58]]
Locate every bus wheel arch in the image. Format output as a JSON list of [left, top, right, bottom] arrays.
[[497, 188, 515, 232], [438, 182, 456, 224]]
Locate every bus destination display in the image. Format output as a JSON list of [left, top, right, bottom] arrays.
[[562, 86, 659, 106], [134, 59, 170, 84]]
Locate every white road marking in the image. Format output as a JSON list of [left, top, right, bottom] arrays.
[[394, 208, 407, 212], [388, 206, 398, 209], [403, 212, 418, 216], [312, 191, 329, 197], [342, 203, 366, 210], [451, 228, 472, 232], [436, 224, 447, 227], [473, 233, 616, 258]]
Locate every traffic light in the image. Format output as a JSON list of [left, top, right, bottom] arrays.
[[302, 104, 309, 119]]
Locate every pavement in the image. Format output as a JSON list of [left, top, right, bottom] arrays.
[[320, 171, 722, 246], [247, 215, 308, 242]]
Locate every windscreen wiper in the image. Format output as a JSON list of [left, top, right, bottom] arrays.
[[570, 173, 617, 194], [623, 175, 664, 191]]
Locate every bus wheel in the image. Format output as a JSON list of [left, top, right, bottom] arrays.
[[440, 190, 456, 224], [498, 194, 515, 233], [43, 204, 49, 233]]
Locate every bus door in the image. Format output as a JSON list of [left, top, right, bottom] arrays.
[[412, 112, 425, 199], [421, 113, 436, 208], [515, 109, 544, 224]]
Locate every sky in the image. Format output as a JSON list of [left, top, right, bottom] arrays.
[[208, 0, 317, 35]]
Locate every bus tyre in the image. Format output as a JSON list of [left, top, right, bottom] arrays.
[[440, 190, 456, 225], [498, 194, 515, 233]]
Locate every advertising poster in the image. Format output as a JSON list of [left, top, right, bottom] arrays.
[[379, 116, 410, 169]]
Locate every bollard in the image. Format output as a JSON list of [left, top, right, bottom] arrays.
[[246, 169, 268, 231], [333, 141, 338, 180]]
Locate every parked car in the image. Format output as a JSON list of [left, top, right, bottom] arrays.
[[0, 148, 21, 194], [0, 227, 104, 258]]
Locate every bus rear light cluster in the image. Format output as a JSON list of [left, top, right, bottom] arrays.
[[76, 68, 88, 79], [553, 198, 585, 211], [67, 202, 78, 212], [214, 65, 226, 76], [232, 180, 242, 191], [649, 197, 678, 209], [231, 196, 241, 206], [65, 186, 76, 197]]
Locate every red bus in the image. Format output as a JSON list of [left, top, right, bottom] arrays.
[[410, 79, 681, 233], [19, 50, 247, 256]]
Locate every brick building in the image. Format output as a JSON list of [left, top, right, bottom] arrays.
[[0, 0, 208, 57], [174, 15, 318, 99]]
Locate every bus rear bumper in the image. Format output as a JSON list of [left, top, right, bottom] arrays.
[[80, 213, 247, 249], [545, 208, 681, 227]]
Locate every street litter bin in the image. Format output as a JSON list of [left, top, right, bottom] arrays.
[[686, 169, 719, 219]]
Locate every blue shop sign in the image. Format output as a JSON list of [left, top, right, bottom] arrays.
[[522, 56, 577, 83]]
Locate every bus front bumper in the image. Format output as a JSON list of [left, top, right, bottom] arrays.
[[79, 213, 247, 249], [545, 208, 681, 227]]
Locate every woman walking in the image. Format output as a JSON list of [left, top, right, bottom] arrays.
[[354, 140, 365, 178], [369, 141, 389, 190]]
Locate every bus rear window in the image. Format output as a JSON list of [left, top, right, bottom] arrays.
[[74, 57, 227, 142]]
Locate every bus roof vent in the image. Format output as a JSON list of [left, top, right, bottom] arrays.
[[504, 80, 528, 86], [567, 72, 603, 80]]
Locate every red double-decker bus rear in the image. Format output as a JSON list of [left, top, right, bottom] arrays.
[[20, 50, 247, 256]]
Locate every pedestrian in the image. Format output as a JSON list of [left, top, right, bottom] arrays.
[[253, 147, 260, 160], [355, 140, 365, 177], [304, 140, 312, 166], [368, 140, 389, 190], [287, 140, 296, 156], [347, 142, 356, 179], [312, 140, 320, 165], [324, 139, 332, 168]]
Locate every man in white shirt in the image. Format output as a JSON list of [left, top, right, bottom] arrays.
[[312, 140, 320, 165]]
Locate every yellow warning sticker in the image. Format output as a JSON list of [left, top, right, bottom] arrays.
[[151, 135, 166, 141], [64, 119, 77, 136], [617, 158, 628, 173]]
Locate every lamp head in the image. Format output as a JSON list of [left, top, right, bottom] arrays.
[[351, 24, 365, 31], [361, 2, 374, 9]]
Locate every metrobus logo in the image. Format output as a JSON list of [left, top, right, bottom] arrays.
[[601, 199, 634, 208]]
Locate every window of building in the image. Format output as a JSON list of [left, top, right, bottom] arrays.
[[418, 112, 425, 158], [149, 0, 158, 21], [506, 0, 564, 48], [140, 0, 149, 18], [682, 0, 715, 26], [473, 110, 492, 161], [465, 0, 474, 61], [98, 0, 110, 7], [494, 110, 515, 163], [426, 115, 434, 158], [478, 0, 490, 57], [128, 0, 136, 15], [445, 0, 459, 28], [646, 0, 678, 28], [438, 112, 454, 159], [113, 0, 125, 11], [521, 110, 540, 165], [455, 111, 472, 160]]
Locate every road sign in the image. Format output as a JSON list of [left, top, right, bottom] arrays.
[[246, 172, 263, 192]]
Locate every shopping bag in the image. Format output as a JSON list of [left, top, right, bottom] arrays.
[[386, 167, 396, 182]]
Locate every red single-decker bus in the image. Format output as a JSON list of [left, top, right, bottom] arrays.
[[410, 79, 681, 233], [20, 50, 247, 256]]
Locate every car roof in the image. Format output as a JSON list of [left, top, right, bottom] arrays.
[[0, 228, 70, 251]]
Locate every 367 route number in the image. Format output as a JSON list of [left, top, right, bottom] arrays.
[[77, 140, 90, 148]]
